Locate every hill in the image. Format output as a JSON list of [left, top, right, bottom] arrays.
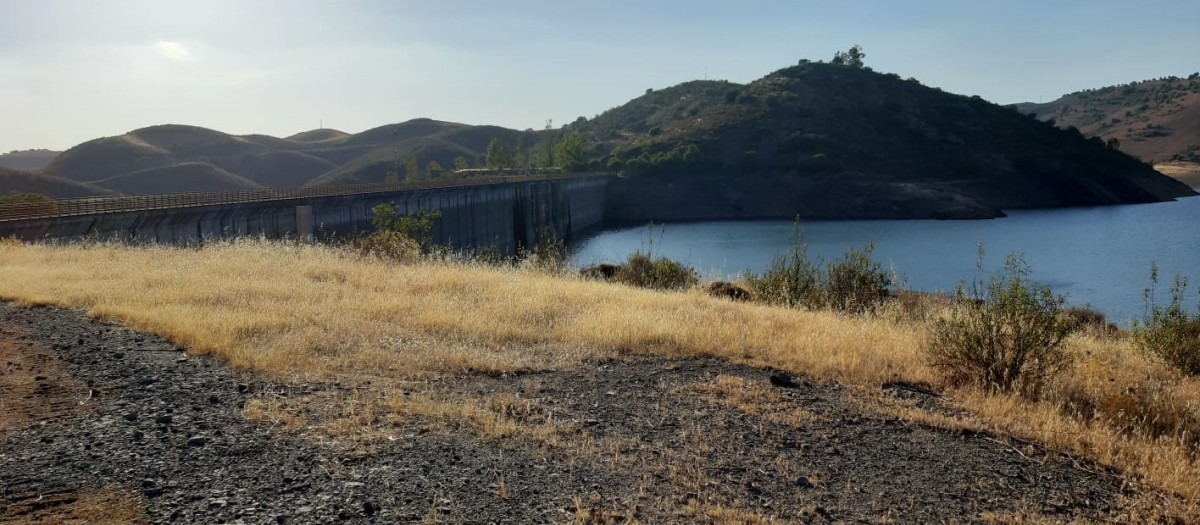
[[0, 149, 61, 171], [0, 167, 112, 199], [590, 62, 1195, 222], [286, 128, 350, 143], [1013, 74, 1200, 164], [90, 162, 263, 195], [27, 120, 516, 195], [4, 63, 1193, 215]]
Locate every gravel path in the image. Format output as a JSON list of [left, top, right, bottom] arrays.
[[0, 301, 1132, 523]]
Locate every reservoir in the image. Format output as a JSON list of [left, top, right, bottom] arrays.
[[571, 194, 1200, 326]]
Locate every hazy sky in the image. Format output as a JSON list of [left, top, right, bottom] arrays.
[[2, 0, 1197, 152]]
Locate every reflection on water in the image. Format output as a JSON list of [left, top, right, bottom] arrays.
[[571, 196, 1200, 325]]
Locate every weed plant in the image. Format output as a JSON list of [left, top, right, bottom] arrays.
[[927, 251, 1073, 397], [1133, 264, 1200, 375]]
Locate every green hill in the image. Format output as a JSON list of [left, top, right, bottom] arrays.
[[591, 62, 1194, 221]]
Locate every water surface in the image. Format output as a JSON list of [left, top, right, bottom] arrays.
[[571, 195, 1200, 325]]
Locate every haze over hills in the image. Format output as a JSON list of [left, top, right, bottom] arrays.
[[2, 61, 1193, 219], [0, 149, 61, 172], [0, 167, 113, 199], [1013, 74, 1200, 164]]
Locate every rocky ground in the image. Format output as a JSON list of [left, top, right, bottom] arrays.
[[0, 301, 1143, 524]]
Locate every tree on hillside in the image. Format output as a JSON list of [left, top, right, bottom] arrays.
[[554, 129, 584, 172], [536, 119, 557, 168], [453, 156, 469, 171], [485, 138, 509, 169], [426, 160, 445, 178], [513, 135, 528, 169], [831, 45, 866, 68], [403, 155, 420, 183]]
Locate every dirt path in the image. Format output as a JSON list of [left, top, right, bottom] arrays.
[[0, 301, 1136, 523]]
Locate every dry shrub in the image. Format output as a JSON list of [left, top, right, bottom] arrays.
[[1061, 306, 1121, 338], [705, 281, 752, 302], [521, 231, 568, 274], [1054, 373, 1200, 447], [580, 263, 619, 281], [927, 254, 1073, 397], [349, 230, 421, 263], [613, 251, 698, 291]]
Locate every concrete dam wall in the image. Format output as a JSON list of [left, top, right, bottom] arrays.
[[0, 175, 610, 253]]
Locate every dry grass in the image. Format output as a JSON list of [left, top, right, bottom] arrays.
[[0, 488, 145, 524], [1155, 161, 1200, 187], [1, 239, 1199, 505], [0, 239, 928, 385]]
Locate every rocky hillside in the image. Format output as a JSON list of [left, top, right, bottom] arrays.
[[1013, 74, 1200, 164], [590, 63, 1195, 221], [0, 149, 60, 171]]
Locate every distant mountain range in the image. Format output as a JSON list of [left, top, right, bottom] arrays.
[[1013, 74, 1200, 164], [0, 149, 61, 171], [2, 62, 1194, 219]]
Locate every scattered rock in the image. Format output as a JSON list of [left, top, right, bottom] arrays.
[[186, 436, 206, 447]]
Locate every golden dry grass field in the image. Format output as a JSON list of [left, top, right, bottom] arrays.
[[1155, 161, 1200, 188], [1, 239, 1198, 516]]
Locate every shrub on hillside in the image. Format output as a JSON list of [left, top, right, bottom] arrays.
[[1133, 267, 1200, 375], [521, 231, 568, 274], [370, 204, 441, 252], [744, 228, 890, 314], [745, 236, 821, 308], [350, 203, 441, 262], [926, 253, 1073, 397], [705, 281, 753, 302], [1061, 306, 1121, 339], [614, 251, 699, 291], [350, 230, 421, 263], [824, 242, 891, 314]]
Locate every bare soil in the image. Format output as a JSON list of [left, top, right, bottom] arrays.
[[0, 301, 1148, 523]]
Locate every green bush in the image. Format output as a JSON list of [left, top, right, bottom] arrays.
[[614, 251, 698, 291], [744, 229, 889, 314], [744, 235, 821, 308], [0, 192, 52, 204], [1133, 266, 1200, 375], [926, 253, 1073, 397], [824, 242, 891, 314], [370, 204, 441, 251], [350, 203, 442, 262]]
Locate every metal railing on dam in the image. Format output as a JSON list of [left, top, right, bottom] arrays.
[[0, 172, 605, 222]]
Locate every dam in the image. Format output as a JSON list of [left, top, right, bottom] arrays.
[[0, 174, 611, 254]]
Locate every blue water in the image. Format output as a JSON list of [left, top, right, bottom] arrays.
[[570, 195, 1200, 326]]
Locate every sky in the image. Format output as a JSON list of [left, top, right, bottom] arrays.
[[2, 0, 1198, 152]]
